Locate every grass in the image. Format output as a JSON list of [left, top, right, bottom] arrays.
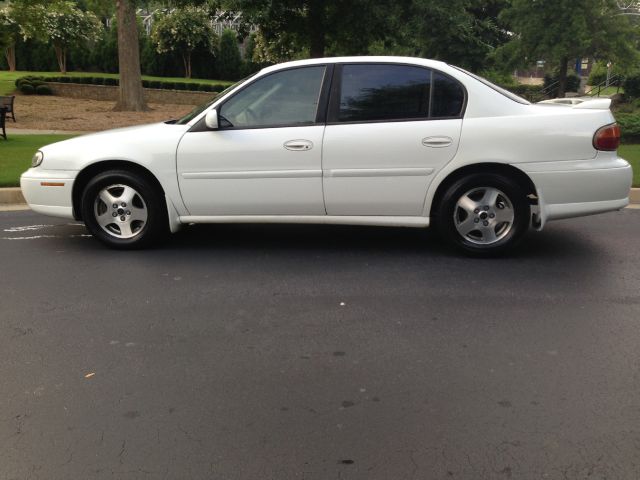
[[619, 144, 640, 187], [585, 86, 624, 97], [1, 134, 638, 188], [0, 134, 77, 187], [0, 70, 234, 95]]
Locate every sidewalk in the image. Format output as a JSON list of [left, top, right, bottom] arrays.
[[6, 128, 93, 135]]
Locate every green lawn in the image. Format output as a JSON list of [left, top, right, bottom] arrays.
[[619, 144, 640, 187], [586, 86, 624, 97], [0, 134, 77, 187], [0, 70, 234, 95], [1, 134, 638, 188]]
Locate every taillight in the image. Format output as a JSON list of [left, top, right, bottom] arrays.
[[593, 123, 620, 151]]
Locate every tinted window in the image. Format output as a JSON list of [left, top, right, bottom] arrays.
[[219, 66, 325, 128], [338, 64, 431, 122], [431, 72, 465, 118]]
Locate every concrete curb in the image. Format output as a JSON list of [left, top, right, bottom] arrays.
[[1, 186, 639, 207], [0, 187, 25, 205]]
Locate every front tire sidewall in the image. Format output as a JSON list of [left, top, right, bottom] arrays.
[[81, 170, 166, 249], [436, 173, 530, 255]]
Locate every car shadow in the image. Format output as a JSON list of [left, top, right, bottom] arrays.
[[159, 222, 601, 262]]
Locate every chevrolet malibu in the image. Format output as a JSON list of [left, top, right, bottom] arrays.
[[21, 56, 632, 255]]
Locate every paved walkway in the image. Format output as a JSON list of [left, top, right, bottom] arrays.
[[6, 128, 94, 135]]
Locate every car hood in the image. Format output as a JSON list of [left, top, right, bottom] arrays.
[[38, 122, 191, 171]]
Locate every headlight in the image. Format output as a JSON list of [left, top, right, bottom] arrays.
[[31, 151, 44, 168]]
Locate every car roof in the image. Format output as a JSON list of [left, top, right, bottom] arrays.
[[260, 56, 449, 74]]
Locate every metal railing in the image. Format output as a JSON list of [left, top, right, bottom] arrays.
[[584, 75, 624, 97]]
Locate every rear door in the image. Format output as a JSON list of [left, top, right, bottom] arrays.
[[322, 63, 465, 216]]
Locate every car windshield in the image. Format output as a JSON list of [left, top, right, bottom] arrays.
[[451, 66, 531, 105], [174, 74, 258, 125]]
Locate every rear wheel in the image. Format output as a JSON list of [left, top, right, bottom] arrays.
[[81, 170, 167, 249], [435, 173, 530, 255]]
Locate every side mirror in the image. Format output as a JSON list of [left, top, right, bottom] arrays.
[[205, 109, 219, 130]]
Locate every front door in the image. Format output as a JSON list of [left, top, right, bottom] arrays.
[[177, 65, 329, 216]]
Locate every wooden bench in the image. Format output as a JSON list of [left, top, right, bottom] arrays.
[[0, 95, 16, 122], [0, 107, 6, 140]]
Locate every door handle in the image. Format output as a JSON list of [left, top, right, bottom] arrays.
[[284, 139, 313, 151], [422, 136, 453, 148]]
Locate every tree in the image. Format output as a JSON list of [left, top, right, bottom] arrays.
[[413, 0, 511, 71], [0, 6, 20, 71], [228, 0, 403, 59], [114, 0, 148, 111], [499, 0, 638, 97], [217, 29, 242, 80], [226, 0, 509, 69], [151, 6, 215, 78], [15, 1, 102, 74]]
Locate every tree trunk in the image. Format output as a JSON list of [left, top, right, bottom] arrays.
[[557, 56, 569, 98], [307, 0, 325, 58], [114, 0, 148, 111], [4, 45, 16, 71], [54, 46, 67, 74], [182, 52, 192, 79]]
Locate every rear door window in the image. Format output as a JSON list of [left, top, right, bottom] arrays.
[[337, 64, 431, 122], [333, 64, 465, 123]]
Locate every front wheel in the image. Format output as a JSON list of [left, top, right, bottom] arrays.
[[81, 170, 167, 249], [435, 173, 530, 255]]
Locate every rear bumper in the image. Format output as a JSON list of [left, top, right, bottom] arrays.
[[20, 168, 76, 219], [517, 155, 632, 227]]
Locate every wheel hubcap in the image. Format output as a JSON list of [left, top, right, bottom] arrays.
[[453, 187, 514, 245], [94, 184, 148, 239]]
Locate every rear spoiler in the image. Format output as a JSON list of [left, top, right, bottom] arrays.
[[573, 99, 612, 110]]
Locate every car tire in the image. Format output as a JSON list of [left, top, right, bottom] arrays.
[[81, 170, 167, 249], [435, 173, 530, 255]]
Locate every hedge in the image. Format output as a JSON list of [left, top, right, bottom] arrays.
[[616, 113, 640, 142], [17, 75, 222, 93], [624, 74, 640, 99]]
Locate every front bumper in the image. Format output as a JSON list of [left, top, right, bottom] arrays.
[[517, 155, 632, 228], [20, 168, 77, 219]]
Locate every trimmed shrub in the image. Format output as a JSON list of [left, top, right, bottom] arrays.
[[543, 73, 581, 96], [217, 29, 243, 81], [16, 75, 44, 88], [174, 82, 188, 91], [624, 74, 640, 99], [187, 83, 200, 91], [616, 113, 640, 142], [141, 79, 151, 88], [58, 76, 71, 83], [480, 70, 517, 87], [198, 83, 211, 92], [212, 84, 226, 92], [162, 81, 175, 90], [500, 83, 544, 102], [35, 85, 52, 95], [104, 78, 118, 86], [20, 83, 35, 95], [588, 62, 608, 86]]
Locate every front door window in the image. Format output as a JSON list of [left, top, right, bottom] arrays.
[[219, 66, 326, 128]]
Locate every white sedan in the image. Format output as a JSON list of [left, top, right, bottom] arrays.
[[21, 56, 632, 255]]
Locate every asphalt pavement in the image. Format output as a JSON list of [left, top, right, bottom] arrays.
[[1, 208, 640, 480]]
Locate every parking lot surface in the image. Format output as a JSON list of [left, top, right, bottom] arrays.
[[1, 209, 639, 480]]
